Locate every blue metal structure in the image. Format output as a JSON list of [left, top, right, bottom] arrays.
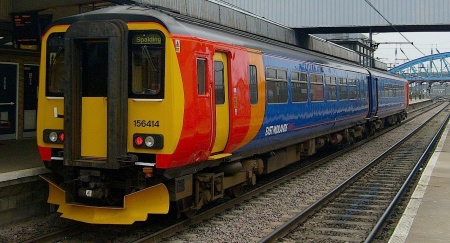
[[388, 52, 450, 82]]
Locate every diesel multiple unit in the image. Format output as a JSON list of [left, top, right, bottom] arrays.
[[37, 5, 408, 224]]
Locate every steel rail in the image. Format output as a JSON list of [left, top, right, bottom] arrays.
[[365, 113, 450, 242]]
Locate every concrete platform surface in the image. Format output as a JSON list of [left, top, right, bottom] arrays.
[[389, 119, 450, 243], [0, 138, 48, 182]]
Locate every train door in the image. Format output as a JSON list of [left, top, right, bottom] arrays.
[[0, 63, 18, 140], [211, 52, 230, 153], [64, 20, 128, 168], [23, 64, 39, 138], [80, 40, 109, 157], [367, 75, 379, 118], [373, 78, 379, 116]]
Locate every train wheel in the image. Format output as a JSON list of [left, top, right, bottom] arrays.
[[174, 197, 197, 219], [347, 137, 354, 145], [230, 185, 244, 198], [365, 123, 376, 136], [183, 208, 198, 219]]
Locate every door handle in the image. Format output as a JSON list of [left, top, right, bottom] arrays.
[[0, 102, 14, 105]]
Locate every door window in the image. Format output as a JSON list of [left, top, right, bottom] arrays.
[[214, 61, 225, 104]]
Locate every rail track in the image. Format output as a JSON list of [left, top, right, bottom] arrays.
[[21, 226, 82, 243], [260, 104, 450, 242]]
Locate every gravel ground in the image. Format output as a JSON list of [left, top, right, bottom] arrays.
[[0, 213, 79, 243]]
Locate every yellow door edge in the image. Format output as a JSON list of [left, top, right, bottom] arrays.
[[208, 153, 232, 160]]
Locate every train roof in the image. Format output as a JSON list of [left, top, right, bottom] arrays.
[[48, 5, 395, 77], [367, 68, 408, 82]]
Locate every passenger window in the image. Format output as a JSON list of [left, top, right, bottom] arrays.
[[266, 68, 276, 79], [197, 58, 206, 95], [326, 76, 337, 101], [292, 71, 308, 102], [338, 78, 348, 100], [311, 74, 324, 101], [266, 68, 288, 104], [348, 79, 357, 99], [277, 70, 287, 80]]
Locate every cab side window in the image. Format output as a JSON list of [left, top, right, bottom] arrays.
[[197, 58, 206, 95], [249, 65, 258, 104]]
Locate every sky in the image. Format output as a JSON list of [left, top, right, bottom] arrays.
[[372, 32, 450, 69]]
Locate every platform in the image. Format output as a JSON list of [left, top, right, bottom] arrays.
[[0, 138, 51, 225], [0, 138, 49, 183], [389, 105, 450, 242]]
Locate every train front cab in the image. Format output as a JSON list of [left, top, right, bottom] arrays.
[[37, 13, 267, 224], [36, 19, 190, 224]]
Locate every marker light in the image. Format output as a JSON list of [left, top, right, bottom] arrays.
[[59, 133, 65, 142], [134, 136, 144, 146]]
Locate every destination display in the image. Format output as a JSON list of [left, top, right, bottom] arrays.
[[13, 12, 40, 45], [132, 34, 162, 45]]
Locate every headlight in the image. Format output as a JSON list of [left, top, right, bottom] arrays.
[[43, 129, 64, 144], [145, 136, 155, 147], [49, 132, 58, 142]]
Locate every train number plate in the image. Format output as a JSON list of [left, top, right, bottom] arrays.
[[133, 120, 160, 127]]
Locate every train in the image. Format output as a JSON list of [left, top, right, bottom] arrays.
[[37, 5, 408, 224]]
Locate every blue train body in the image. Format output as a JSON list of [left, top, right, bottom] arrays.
[[237, 51, 408, 154]]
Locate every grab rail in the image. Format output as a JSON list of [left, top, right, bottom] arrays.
[[0, 102, 14, 105]]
